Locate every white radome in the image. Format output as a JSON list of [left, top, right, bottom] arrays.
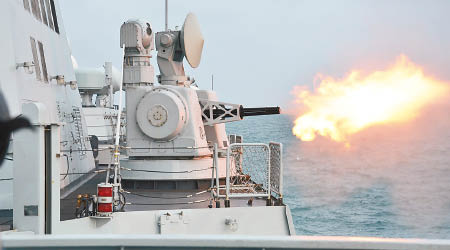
[[181, 13, 204, 68]]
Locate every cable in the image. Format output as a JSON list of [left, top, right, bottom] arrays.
[[124, 146, 211, 150], [60, 148, 111, 153], [0, 220, 12, 225], [60, 145, 211, 154], [124, 190, 208, 199], [0, 178, 13, 181], [128, 198, 211, 206], [61, 154, 71, 180], [59, 169, 108, 176], [115, 191, 126, 212], [122, 166, 212, 174], [86, 124, 115, 127]]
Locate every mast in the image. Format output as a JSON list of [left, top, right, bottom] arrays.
[[165, 0, 168, 31]]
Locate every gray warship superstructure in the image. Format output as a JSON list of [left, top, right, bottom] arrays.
[[0, 0, 292, 236], [0, 0, 95, 218], [1, 1, 450, 249]]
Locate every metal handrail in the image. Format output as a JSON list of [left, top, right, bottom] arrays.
[[226, 143, 271, 200], [269, 142, 283, 198], [211, 142, 283, 204]]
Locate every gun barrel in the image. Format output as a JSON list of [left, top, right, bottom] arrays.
[[241, 106, 281, 118]]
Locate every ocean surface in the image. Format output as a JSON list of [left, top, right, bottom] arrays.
[[226, 114, 450, 239]]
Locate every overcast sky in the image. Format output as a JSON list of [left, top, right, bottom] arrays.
[[60, 0, 450, 108]]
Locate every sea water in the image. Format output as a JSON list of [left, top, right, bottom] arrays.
[[226, 114, 450, 239]]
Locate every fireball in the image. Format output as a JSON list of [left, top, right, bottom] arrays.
[[292, 55, 449, 143]]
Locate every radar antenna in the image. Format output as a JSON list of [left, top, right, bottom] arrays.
[[155, 13, 204, 86], [165, 0, 168, 31]]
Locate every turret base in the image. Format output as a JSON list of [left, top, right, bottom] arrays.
[[120, 157, 228, 180]]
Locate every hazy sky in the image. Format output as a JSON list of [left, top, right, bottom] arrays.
[[60, 0, 450, 108]]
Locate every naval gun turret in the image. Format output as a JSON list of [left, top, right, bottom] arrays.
[[119, 14, 280, 183]]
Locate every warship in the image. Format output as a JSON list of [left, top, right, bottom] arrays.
[[0, 0, 449, 249]]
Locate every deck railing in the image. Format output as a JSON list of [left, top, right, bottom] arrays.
[[269, 142, 283, 201], [212, 142, 283, 206], [4, 233, 450, 249]]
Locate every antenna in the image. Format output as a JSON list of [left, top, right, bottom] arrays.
[[165, 0, 168, 31], [156, 13, 203, 85], [112, 45, 125, 186]]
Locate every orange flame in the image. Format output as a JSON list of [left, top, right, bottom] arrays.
[[292, 55, 449, 143]]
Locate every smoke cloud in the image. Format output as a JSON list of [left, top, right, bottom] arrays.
[[287, 88, 450, 232]]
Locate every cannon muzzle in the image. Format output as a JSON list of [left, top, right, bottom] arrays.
[[240, 106, 281, 118]]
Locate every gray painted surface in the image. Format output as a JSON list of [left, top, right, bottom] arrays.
[[0, 0, 95, 210], [2, 234, 450, 249]]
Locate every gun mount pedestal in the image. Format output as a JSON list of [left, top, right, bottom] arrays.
[[118, 15, 280, 184]]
